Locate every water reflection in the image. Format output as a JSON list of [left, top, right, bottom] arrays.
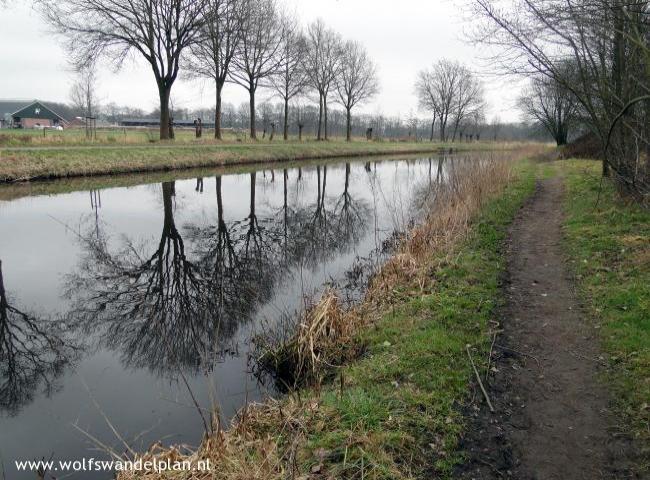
[[0, 154, 465, 478], [0, 157, 451, 416], [0, 261, 81, 416], [65, 181, 246, 375], [64, 164, 373, 378]]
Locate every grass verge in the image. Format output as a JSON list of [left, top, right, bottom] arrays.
[[557, 159, 649, 472], [0, 141, 534, 183], [116, 149, 539, 480], [0, 155, 414, 201]]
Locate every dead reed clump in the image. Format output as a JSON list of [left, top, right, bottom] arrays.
[[259, 289, 365, 388]]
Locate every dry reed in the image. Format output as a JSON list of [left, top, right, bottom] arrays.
[[258, 289, 364, 387]]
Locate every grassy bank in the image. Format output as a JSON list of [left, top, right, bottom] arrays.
[[0, 154, 415, 201], [0, 141, 531, 183], [558, 160, 649, 471], [117, 149, 539, 480]]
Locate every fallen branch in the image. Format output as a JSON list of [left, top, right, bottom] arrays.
[[495, 344, 541, 368], [485, 329, 499, 382], [467, 345, 495, 413]]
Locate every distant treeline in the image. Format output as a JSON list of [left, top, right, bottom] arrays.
[[90, 101, 544, 142]]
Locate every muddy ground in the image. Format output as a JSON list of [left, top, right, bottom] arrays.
[[457, 177, 642, 480]]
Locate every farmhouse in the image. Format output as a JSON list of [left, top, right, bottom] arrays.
[[8, 101, 67, 129], [0, 100, 27, 128]]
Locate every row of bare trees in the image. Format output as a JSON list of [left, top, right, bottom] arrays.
[[39, 0, 379, 141], [470, 0, 650, 196], [184, 2, 379, 141], [415, 60, 486, 142]]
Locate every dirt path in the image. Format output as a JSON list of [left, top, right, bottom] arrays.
[[457, 177, 636, 479]]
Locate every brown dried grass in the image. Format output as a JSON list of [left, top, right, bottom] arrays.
[[117, 396, 314, 480], [258, 289, 363, 387]]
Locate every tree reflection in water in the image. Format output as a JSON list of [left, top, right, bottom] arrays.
[[0, 261, 80, 416], [66, 165, 376, 379], [334, 163, 369, 245], [66, 181, 225, 375], [283, 165, 371, 270], [187, 173, 279, 350]]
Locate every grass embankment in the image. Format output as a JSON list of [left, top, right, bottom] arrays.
[[0, 155, 407, 201], [118, 149, 540, 480], [0, 140, 529, 183], [558, 160, 649, 471]]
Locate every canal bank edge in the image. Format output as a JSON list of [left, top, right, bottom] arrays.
[[0, 141, 533, 183]]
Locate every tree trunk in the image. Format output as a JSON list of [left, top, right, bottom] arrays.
[[317, 93, 323, 141], [249, 172, 256, 217], [158, 84, 172, 140], [430, 117, 436, 142], [249, 87, 257, 140], [346, 107, 352, 142], [215, 82, 223, 140], [452, 120, 460, 143], [283, 97, 289, 141], [602, 158, 610, 177], [216, 175, 223, 221], [324, 96, 329, 140]]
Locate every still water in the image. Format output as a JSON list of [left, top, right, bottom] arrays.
[[0, 154, 452, 478]]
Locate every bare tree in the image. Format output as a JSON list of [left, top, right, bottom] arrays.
[[230, 0, 284, 139], [519, 73, 578, 146], [415, 60, 464, 142], [469, 0, 650, 192], [292, 99, 308, 141], [40, 0, 208, 140], [415, 69, 440, 142], [336, 40, 379, 141], [449, 66, 485, 142], [270, 14, 308, 141], [69, 63, 98, 118], [185, 0, 243, 139], [304, 19, 343, 140], [458, 110, 486, 142]]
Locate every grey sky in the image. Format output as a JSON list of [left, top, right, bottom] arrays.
[[0, 0, 522, 121]]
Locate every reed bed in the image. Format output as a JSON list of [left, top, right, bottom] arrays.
[[257, 289, 365, 388], [117, 145, 547, 480]]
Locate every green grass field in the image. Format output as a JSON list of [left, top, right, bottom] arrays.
[[0, 127, 462, 147]]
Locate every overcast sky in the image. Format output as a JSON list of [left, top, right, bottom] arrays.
[[0, 0, 523, 122]]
